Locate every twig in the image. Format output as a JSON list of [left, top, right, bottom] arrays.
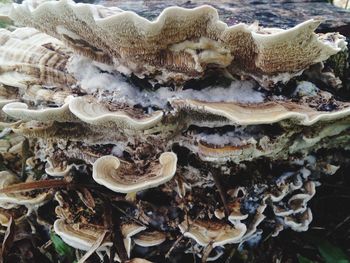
[[322, 183, 350, 191], [224, 246, 236, 263], [326, 215, 350, 237], [103, 201, 115, 263], [78, 230, 109, 263], [201, 243, 213, 263], [112, 204, 147, 228], [165, 209, 204, 258], [0, 179, 70, 194], [113, 219, 128, 262], [210, 169, 230, 217], [318, 195, 350, 200], [20, 138, 31, 181], [165, 234, 185, 259]]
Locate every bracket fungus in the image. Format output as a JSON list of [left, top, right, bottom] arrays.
[[92, 152, 177, 193], [45, 157, 76, 177], [133, 230, 166, 247], [179, 219, 247, 247], [0, 171, 52, 212], [2, 101, 76, 122], [9, 1, 346, 87], [0, 27, 74, 89], [53, 219, 147, 261], [0, 0, 349, 262], [68, 96, 164, 130]]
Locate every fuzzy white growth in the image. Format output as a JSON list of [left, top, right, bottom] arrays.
[[111, 143, 126, 157], [67, 55, 265, 110], [293, 81, 318, 97], [197, 132, 245, 146]]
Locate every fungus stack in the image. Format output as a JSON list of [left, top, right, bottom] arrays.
[[0, 0, 349, 262]]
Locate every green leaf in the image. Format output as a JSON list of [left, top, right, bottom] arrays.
[[0, 19, 12, 29], [297, 254, 314, 263], [50, 232, 75, 260], [317, 239, 350, 263]]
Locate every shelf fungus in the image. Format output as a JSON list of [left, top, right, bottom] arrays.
[[179, 219, 247, 247], [68, 96, 164, 130], [45, 157, 76, 177], [92, 152, 178, 193], [10, 1, 347, 87], [0, 171, 52, 212], [53, 219, 148, 261], [0, 27, 75, 89], [2, 101, 76, 122], [0, 0, 349, 262]]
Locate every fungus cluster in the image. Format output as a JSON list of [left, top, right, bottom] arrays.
[[0, 0, 349, 262]]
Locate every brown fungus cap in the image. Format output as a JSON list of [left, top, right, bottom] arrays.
[[0, 171, 52, 212], [179, 219, 247, 247], [10, 1, 346, 86], [53, 219, 146, 259], [68, 96, 163, 130], [3, 101, 76, 122], [92, 152, 177, 193], [0, 27, 74, 89], [133, 230, 166, 247], [171, 99, 350, 126]]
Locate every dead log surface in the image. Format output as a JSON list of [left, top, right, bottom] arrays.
[[99, 0, 350, 36]]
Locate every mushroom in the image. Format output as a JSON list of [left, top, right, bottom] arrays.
[[92, 152, 177, 193], [68, 96, 163, 130], [187, 244, 224, 262], [0, 207, 27, 227], [10, 1, 346, 86], [23, 85, 72, 106], [0, 171, 52, 212], [214, 200, 248, 222], [284, 208, 313, 232], [133, 230, 166, 247], [126, 259, 153, 263], [0, 0, 348, 261], [273, 181, 316, 217], [0, 27, 74, 89], [171, 99, 350, 126], [3, 101, 76, 122], [45, 157, 76, 177], [53, 219, 111, 251], [175, 100, 350, 163], [121, 222, 147, 257], [178, 219, 247, 247], [238, 203, 267, 243], [53, 219, 146, 260]]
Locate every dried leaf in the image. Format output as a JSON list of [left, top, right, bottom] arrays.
[[77, 188, 95, 210], [21, 138, 31, 181], [114, 222, 128, 262]]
